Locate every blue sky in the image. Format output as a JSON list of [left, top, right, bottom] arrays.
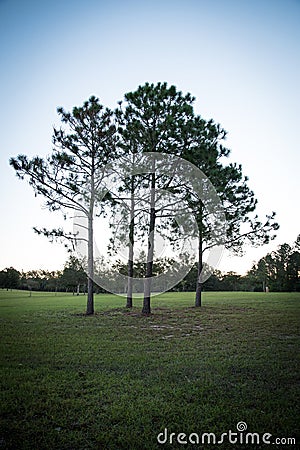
[[0, 0, 299, 274]]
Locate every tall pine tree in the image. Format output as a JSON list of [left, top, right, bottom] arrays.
[[10, 96, 117, 314]]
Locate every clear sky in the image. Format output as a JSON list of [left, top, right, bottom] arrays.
[[0, 0, 299, 275]]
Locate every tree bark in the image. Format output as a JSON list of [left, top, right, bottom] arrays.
[[87, 213, 94, 314], [86, 168, 95, 315], [195, 206, 203, 307], [143, 161, 156, 315], [126, 175, 135, 308]]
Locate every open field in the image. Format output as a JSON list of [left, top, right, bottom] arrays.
[[0, 290, 299, 449]]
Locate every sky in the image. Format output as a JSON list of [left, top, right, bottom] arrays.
[[0, 0, 299, 275]]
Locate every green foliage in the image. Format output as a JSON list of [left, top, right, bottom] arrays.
[[60, 256, 87, 294], [248, 235, 300, 292], [181, 116, 279, 255], [117, 82, 195, 155], [0, 267, 20, 289], [10, 96, 117, 217], [19, 269, 62, 292]]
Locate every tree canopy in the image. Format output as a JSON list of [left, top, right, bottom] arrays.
[[10, 96, 117, 314]]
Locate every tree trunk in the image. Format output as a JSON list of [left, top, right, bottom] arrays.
[[87, 213, 94, 314], [86, 168, 95, 315], [126, 175, 135, 308], [127, 250, 133, 307], [143, 162, 156, 315], [195, 207, 203, 307]]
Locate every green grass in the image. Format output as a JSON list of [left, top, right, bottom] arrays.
[[0, 290, 299, 449]]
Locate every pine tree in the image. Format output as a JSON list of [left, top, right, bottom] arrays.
[[10, 96, 117, 314]]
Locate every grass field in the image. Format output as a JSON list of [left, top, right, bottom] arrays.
[[0, 290, 299, 449]]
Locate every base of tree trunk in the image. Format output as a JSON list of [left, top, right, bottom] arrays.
[[142, 297, 151, 315], [126, 296, 133, 308], [86, 277, 94, 315], [195, 283, 202, 307]]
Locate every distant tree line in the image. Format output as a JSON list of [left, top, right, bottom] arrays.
[[176, 235, 299, 292], [246, 235, 300, 292], [1, 236, 299, 293], [0, 257, 92, 294]]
